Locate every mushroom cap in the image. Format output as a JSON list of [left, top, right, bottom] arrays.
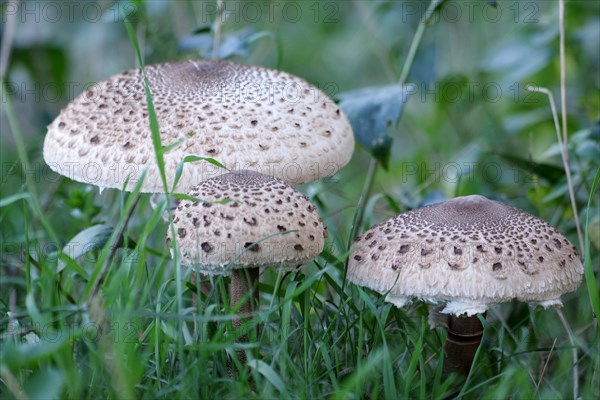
[[43, 60, 355, 192], [348, 195, 584, 316], [167, 170, 327, 274]]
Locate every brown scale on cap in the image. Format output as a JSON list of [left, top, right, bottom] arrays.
[[348, 195, 583, 316], [167, 170, 327, 274], [43, 60, 354, 192]]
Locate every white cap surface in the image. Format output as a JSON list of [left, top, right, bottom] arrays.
[[348, 195, 583, 316], [44, 60, 355, 192], [167, 170, 327, 274]]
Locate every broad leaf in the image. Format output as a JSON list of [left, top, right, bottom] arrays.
[[56, 225, 113, 273], [338, 84, 415, 169], [24, 368, 65, 400], [179, 28, 277, 60], [1, 330, 79, 369], [172, 155, 227, 193]]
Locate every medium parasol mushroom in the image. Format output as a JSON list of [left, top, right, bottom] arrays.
[[348, 194, 583, 375], [167, 170, 327, 372]]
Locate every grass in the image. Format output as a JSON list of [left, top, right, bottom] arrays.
[[1, 0, 599, 399], [0, 182, 598, 398], [2, 189, 598, 399]]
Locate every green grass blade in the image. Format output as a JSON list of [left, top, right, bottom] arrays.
[[403, 317, 426, 399], [248, 359, 285, 393], [171, 156, 228, 192], [1, 80, 58, 243], [83, 170, 146, 299], [0, 192, 31, 207], [123, 19, 168, 193], [333, 349, 385, 400], [584, 166, 600, 322]]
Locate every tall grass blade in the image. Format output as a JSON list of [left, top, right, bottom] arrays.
[[584, 167, 600, 323]]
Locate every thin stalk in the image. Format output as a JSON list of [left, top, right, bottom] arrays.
[[345, 158, 377, 266], [212, 0, 224, 59], [0, 0, 19, 79], [0, 366, 27, 400], [525, 85, 584, 251], [556, 308, 579, 400], [228, 267, 259, 377], [398, 0, 444, 86], [534, 338, 557, 397], [558, 0, 584, 250], [559, 0, 568, 153], [345, 0, 445, 260], [87, 194, 141, 302]]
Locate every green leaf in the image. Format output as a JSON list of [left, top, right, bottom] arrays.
[[162, 139, 184, 154], [382, 341, 397, 399], [171, 156, 227, 193], [25, 292, 45, 327], [281, 281, 298, 344], [57, 225, 113, 273], [160, 321, 178, 340], [248, 359, 285, 393], [588, 215, 600, 250], [0, 192, 30, 207], [319, 246, 344, 269], [24, 368, 65, 400], [83, 170, 146, 298], [183, 155, 226, 169], [179, 27, 281, 63], [216, 28, 257, 59], [333, 348, 385, 399], [338, 84, 415, 169], [57, 253, 88, 279], [171, 193, 205, 203], [404, 318, 426, 399], [0, 330, 79, 369], [171, 193, 234, 205], [247, 31, 283, 68], [283, 266, 332, 303], [542, 181, 569, 203]]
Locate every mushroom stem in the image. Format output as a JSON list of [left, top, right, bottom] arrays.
[[442, 314, 485, 376], [228, 267, 259, 374], [230, 267, 259, 326]]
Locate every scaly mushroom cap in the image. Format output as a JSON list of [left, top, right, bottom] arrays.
[[348, 195, 583, 316], [167, 170, 327, 274], [44, 60, 355, 192]]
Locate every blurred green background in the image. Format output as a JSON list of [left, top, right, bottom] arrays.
[[2, 0, 599, 231], [1, 1, 599, 399]]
